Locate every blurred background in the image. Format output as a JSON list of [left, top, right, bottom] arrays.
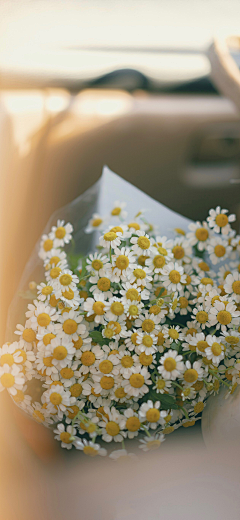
[[1, 2, 240, 518]]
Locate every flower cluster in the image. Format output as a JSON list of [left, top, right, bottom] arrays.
[[3, 205, 240, 459]]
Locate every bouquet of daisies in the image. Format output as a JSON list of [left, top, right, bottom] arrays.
[[2, 167, 240, 459]]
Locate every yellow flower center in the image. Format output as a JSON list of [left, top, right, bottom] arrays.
[[55, 226, 66, 239], [137, 236, 150, 250], [99, 360, 113, 374], [81, 351, 96, 366], [131, 332, 138, 345], [142, 335, 153, 348], [92, 301, 105, 315], [13, 389, 25, 403], [42, 286, 53, 296], [67, 405, 79, 420], [126, 289, 140, 302], [92, 259, 103, 270], [225, 336, 239, 345], [22, 328, 36, 343], [60, 431, 72, 444], [172, 246, 185, 260], [110, 226, 123, 234], [183, 420, 195, 428], [128, 222, 140, 231], [139, 353, 153, 366], [164, 357, 177, 372], [156, 379, 165, 390], [50, 267, 61, 279], [103, 232, 117, 242], [33, 410, 45, 423], [138, 255, 148, 266], [169, 270, 181, 284], [15, 349, 27, 363], [37, 313, 51, 327], [215, 213, 228, 227], [43, 333, 56, 346], [59, 274, 72, 286], [110, 302, 124, 316], [42, 356, 53, 369], [232, 280, 240, 295], [153, 255, 165, 269], [184, 368, 198, 383], [146, 440, 161, 450], [217, 310, 232, 325], [72, 337, 83, 350], [115, 255, 129, 271], [129, 373, 144, 388], [97, 278, 111, 292], [195, 228, 209, 241], [194, 402, 204, 414], [100, 376, 114, 390], [157, 247, 168, 256], [83, 446, 98, 456], [146, 408, 160, 423], [175, 228, 185, 236], [142, 319, 155, 333], [49, 256, 61, 266], [179, 296, 188, 309], [196, 311, 208, 324], [163, 426, 174, 434], [0, 353, 14, 367], [63, 288, 75, 300], [43, 239, 53, 252], [1, 373, 15, 388], [111, 207, 121, 216], [106, 421, 120, 436], [104, 328, 115, 339], [133, 268, 146, 279], [156, 332, 165, 346], [121, 355, 133, 368], [193, 380, 204, 391], [70, 383, 82, 397], [53, 346, 68, 360], [214, 245, 226, 258], [115, 387, 127, 399], [198, 261, 209, 272], [211, 342, 222, 356], [201, 277, 213, 286], [126, 416, 141, 431], [128, 305, 139, 317], [49, 295, 59, 307], [197, 340, 208, 352], [50, 392, 62, 405], [63, 319, 78, 334], [169, 329, 179, 340]]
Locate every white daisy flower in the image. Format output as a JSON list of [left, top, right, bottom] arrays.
[[127, 265, 153, 289], [183, 332, 208, 355], [171, 237, 192, 264], [130, 231, 154, 256], [220, 330, 240, 348], [182, 360, 205, 386], [104, 297, 126, 322], [153, 377, 172, 394], [54, 423, 78, 449], [123, 408, 141, 438], [135, 312, 162, 335], [30, 401, 54, 426], [46, 336, 75, 369], [99, 406, 126, 443], [111, 247, 137, 280], [207, 237, 232, 265], [56, 309, 86, 340], [26, 301, 59, 333], [43, 248, 68, 270], [86, 252, 109, 276], [49, 219, 73, 247], [84, 293, 107, 325], [0, 342, 24, 368], [224, 271, 240, 303], [89, 274, 113, 298], [205, 335, 225, 365], [39, 234, 55, 260], [158, 349, 184, 380], [109, 449, 137, 461], [120, 282, 150, 302], [191, 305, 210, 330], [136, 331, 158, 355], [78, 345, 105, 376], [208, 300, 240, 332], [187, 221, 211, 251], [43, 384, 75, 412], [75, 438, 107, 457], [139, 433, 165, 452], [139, 400, 161, 429], [163, 325, 184, 344], [14, 324, 37, 347], [37, 282, 54, 302], [177, 291, 193, 315], [124, 300, 144, 320], [11, 387, 32, 411], [0, 364, 25, 395], [115, 350, 139, 378], [207, 206, 236, 235], [61, 287, 83, 309], [123, 366, 152, 398], [35, 347, 58, 377], [53, 269, 79, 297], [99, 230, 123, 249], [161, 262, 186, 293], [102, 321, 128, 341], [110, 201, 127, 219], [85, 213, 109, 234]]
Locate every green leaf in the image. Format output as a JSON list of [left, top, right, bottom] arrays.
[[141, 388, 178, 410], [89, 331, 109, 346], [78, 257, 87, 281]]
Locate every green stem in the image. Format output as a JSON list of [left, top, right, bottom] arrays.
[[140, 424, 151, 437], [208, 369, 231, 388], [180, 407, 190, 420]]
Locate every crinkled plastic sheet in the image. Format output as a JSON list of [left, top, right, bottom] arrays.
[[6, 166, 191, 341]]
